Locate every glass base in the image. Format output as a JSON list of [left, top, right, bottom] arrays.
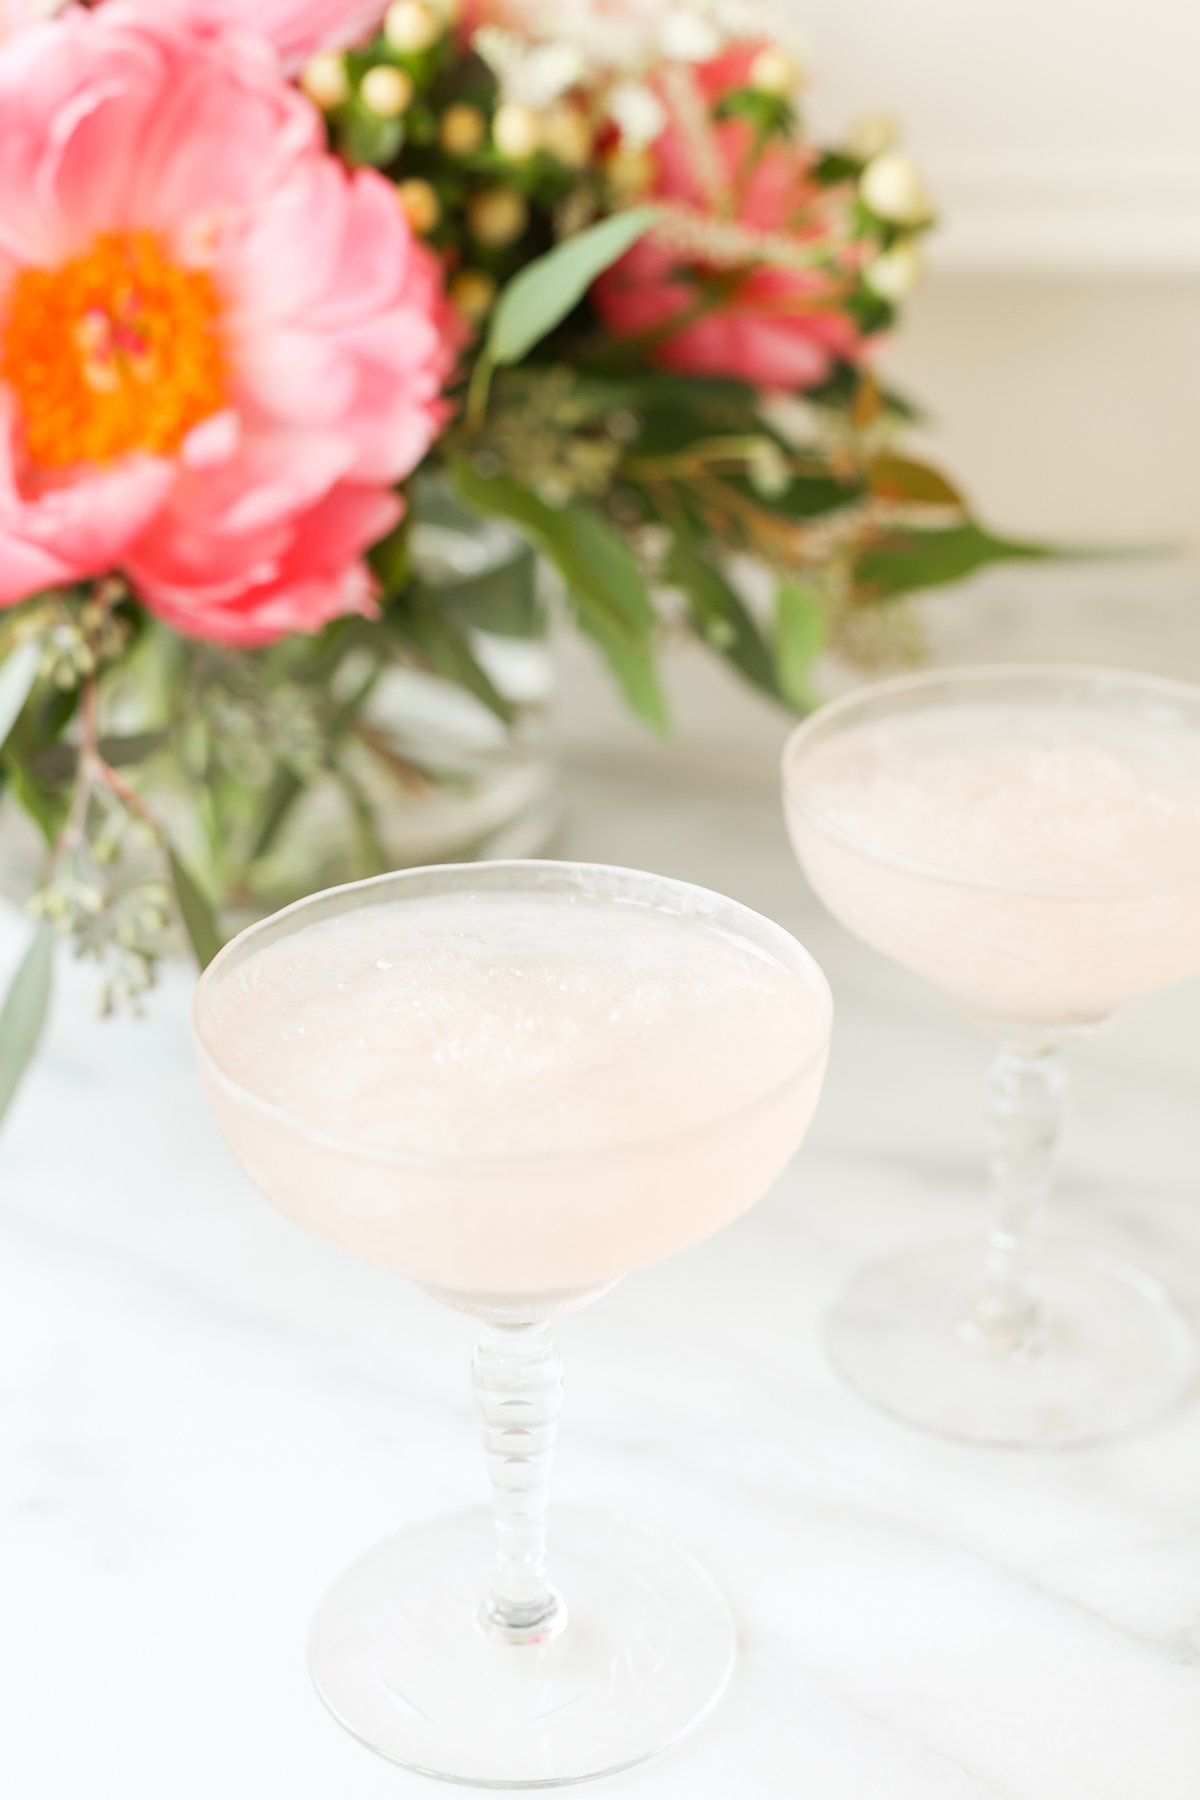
[[308, 1505, 736, 1787], [826, 1237, 1196, 1448]]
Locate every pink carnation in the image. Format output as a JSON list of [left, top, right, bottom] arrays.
[[121, 0, 389, 70], [592, 53, 865, 392], [0, 3, 460, 644]]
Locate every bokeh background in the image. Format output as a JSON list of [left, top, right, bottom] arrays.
[[793, 0, 1200, 553]]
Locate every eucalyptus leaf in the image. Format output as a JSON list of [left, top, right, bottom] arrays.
[[574, 610, 668, 734], [3, 752, 67, 843], [775, 582, 827, 711], [856, 522, 1054, 602], [665, 538, 779, 701], [168, 849, 223, 969], [248, 766, 305, 864], [0, 921, 54, 1129], [0, 639, 40, 751], [451, 462, 654, 637], [868, 454, 964, 509], [29, 731, 167, 787], [485, 206, 660, 369], [450, 461, 667, 730], [404, 593, 514, 726]]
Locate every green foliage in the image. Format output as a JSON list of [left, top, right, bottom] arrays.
[[402, 588, 514, 724], [0, 921, 54, 1129], [0, 639, 39, 749], [855, 523, 1054, 602], [868, 454, 963, 508], [483, 208, 662, 370], [451, 458, 667, 731], [775, 582, 828, 710], [167, 849, 223, 970], [714, 88, 795, 137], [664, 537, 779, 701]]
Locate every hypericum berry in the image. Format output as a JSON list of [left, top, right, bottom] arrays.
[[492, 103, 542, 161], [467, 188, 529, 247], [384, 0, 441, 53], [397, 178, 441, 235], [300, 51, 349, 110], [360, 64, 414, 119], [543, 104, 593, 169], [449, 268, 497, 322], [440, 102, 486, 156]]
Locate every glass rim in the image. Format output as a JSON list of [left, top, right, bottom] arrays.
[[192, 858, 833, 1173], [781, 660, 1200, 899]]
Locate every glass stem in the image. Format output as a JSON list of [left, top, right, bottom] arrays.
[[472, 1319, 565, 1645], [971, 1044, 1065, 1353]]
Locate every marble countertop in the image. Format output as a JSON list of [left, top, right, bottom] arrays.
[[4, 564, 1200, 1799]]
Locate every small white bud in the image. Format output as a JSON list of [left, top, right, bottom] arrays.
[[847, 111, 896, 162], [750, 47, 798, 97], [660, 12, 720, 61], [860, 150, 931, 225], [864, 240, 924, 303]]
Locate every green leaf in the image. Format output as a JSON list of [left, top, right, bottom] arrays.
[[451, 461, 667, 730], [3, 751, 67, 843], [714, 88, 794, 136], [28, 730, 167, 788], [168, 848, 223, 970], [775, 582, 827, 711], [485, 206, 660, 368], [404, 592, 514, 726], [732, 470, 861, 520], [665, 537, 779, 701], [576, 609, 668, 733], [0, 639, 40, 751], [248, 765, 305, 864], [451, 462, 653, 637], [856, 522, 1054, 602], [368, 516, 411, 603], [868, 454, 964, 509], [339, 101, 405, 168], [0, 921, 54, 1129]]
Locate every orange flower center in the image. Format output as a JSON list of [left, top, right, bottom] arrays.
[[0, 230, 227, 469]]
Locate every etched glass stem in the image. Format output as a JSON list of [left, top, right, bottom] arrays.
[[967, 1044, 1065, 1352], [472, 1320, 565, 1644]]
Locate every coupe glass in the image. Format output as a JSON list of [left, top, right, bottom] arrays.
[[783, 665, 1200, 1448], [193, 860, 832, 1786]]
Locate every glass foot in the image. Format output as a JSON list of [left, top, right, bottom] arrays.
[[308, 1505, 736, 1787], [826, 1237, 1197, 1447]]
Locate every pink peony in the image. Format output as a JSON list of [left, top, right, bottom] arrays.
[[592, 53, 865, 391], [0, 0, 62, 42], [121, 0, 389, 71], [0, 3, 459, 644]]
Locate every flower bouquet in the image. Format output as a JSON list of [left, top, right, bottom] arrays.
[[0, 0, 1048, 1116]]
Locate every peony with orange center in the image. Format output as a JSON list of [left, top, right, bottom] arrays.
[[0, 5, 460, 641], [0, 230, 227, 470]]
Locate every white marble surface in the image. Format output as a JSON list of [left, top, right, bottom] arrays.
[[5, 564, 1200, 1799]]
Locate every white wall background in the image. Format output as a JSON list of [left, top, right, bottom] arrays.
[[783, 2, 1200, 551], [794, 0, 1200, 271]]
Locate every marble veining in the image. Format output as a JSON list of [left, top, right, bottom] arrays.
[[3, 567, 1200, 1798]]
